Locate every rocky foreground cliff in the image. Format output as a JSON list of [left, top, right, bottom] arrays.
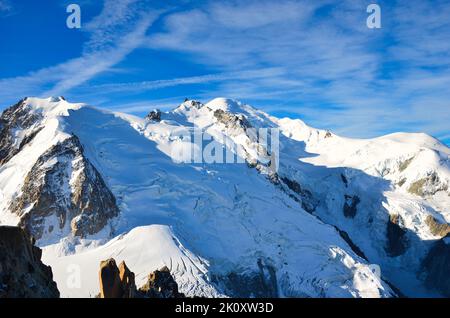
[[0, 226, 191, 298], [0, 226, 59, 298]]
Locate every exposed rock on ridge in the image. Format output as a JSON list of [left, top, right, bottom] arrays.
[[425, 215, 450, 238], [0, 226, 59, 298], [421, 234, 450, 297], [212, 259, 278, 298], [0, 98, 43, 166], [408, 172, 448, 197], [386, 214, 409, 257], [343, 194, 360, 218], [145, 109, 161, 122], [10, 135, 119, 240]]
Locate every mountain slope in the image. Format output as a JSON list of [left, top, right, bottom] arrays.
[[0, 97, 448, 298], [271, 115, 449, 296]]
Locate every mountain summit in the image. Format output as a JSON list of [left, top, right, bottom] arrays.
[[0, 97, 448, 297]]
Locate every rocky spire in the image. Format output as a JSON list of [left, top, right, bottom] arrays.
[[98, 258, 184, 298]]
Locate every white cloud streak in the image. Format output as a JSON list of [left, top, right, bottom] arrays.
[[79, 68, 286, 94], [0, 0, 160, 102], [0, 0, 448, 144], [0, 0, 11, 12], [144, 0, 450, 143]]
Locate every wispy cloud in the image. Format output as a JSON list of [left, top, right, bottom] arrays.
[[82, 0, 146, 52], [145, 0, 450, 143], [0, 0, 448, 145], [0, 0, 11, 12], [78, 68, 286, 94], [0, 0, 15, 17], [106, 95, 188, 113]]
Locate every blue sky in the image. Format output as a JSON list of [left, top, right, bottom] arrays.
[[0, 0, 449, 145]]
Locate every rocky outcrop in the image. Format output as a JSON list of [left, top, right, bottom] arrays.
[[98, 258, 184, 298], [210, 105, 280, 180], [119, 261, 136, 298], [386, 214, 409, 257], [335, 228, 368, 261], [399, 156, 414, 172], [343, 195, 360, 218], [212, 259, 278, 298], [99, 259, 123, 298], [0, 226, 59, 298], [0, 98, 43, 166], [145, 109, 161, 122], [421, 234, 450, 297], [184, 99, 203, 109], [425, 215, 450, 238], [397, 178, 407, 187], [213, 109, 267, 166], [139, 266, 185, 298], [280, 176, 317, 213], [340, 174, 348, 187], [408, 172, 448, 197], [213, 109, 251, 131], [10, 135, 119, 240]]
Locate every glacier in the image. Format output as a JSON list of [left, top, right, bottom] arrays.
[[0, 96, 449, 298]]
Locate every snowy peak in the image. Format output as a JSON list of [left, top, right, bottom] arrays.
[[205, 97, 247, 112], [0, 98, 119, 244], [165, 98, 278, 175], [19, 96, 84, 118], [0, 98, 44, 166], [0, 96, 86, 165]]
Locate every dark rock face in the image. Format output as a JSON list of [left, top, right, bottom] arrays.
[[98, 258, 184, 298], [0, 98, 43, 166], [280, 176, 317, 213], [213, 259, 278, 298], [385, 214, 409, 257], [145, 109, 161, 122], [213, 109, 251, 131], [212, 107, 281, 181], [99, 259, 123, 298], [340, 174, 348, 187], [425, 215, 450, 238], [181, 101, 277, 176], [0, 226, 59, 298], [119, 261, 136, 298], [343, 195, 360, 218], [421, 235, 450, 297], [399, 157, 414, 172], [139, 266, 185, 298], [335, 228, 368, 261], [10, 135, 119, 240], [184, 99, 203, 109]]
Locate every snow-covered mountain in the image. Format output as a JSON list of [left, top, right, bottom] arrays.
[[0, 97, 448, 298]]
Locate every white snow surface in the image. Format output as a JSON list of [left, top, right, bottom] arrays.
[[1, 97, 448, 298]]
